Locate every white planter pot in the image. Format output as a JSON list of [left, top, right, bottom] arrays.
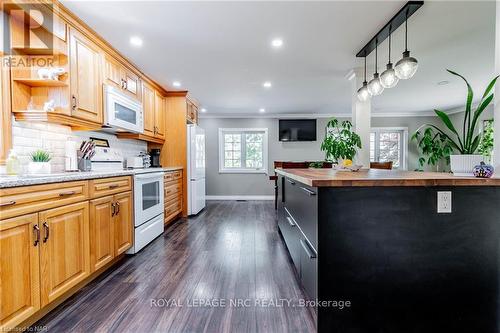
[[450, 155, 484, 177], [28, 162, 51, 175]]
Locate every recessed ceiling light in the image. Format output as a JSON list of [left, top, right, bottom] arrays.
[[259, 108, 266, 113], [201, 108, 207, 113], [129, 36, 143, 47], [437, 80, 450, 86], [172, 81, 181, 87], [271, 38, 283, 48], [263, 81, 272, 88]]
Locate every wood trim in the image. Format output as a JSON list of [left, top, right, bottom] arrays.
[[1, 55, 12, 165], [164, 91, 189, 97], [115, 132, 165, 144], [13, 112, 102, 130]]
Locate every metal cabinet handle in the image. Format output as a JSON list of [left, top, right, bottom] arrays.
[[0, 200, 16, 207], [111, 203, 116, 217], [115, 202, 120, 215], [286, 216, 295, 227], [109, 184, 120, 189], [300, 187, 316, 196], [286, 178, 296, 185], [59, 191, 76, 197], [71, 95, 77, 110], [33, 225, 40, 246], [124, 80, 128, 90], [300, 239, 317, 259], [43, 222, 49, 243]]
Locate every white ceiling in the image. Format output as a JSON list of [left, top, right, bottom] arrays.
[[61, 1, 496, 117]]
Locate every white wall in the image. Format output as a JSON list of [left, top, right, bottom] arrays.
[[199, 115, 448, 197], [10, 117, 147, 173]]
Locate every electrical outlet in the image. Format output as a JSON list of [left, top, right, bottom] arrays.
[[437, 191, 452, 213]]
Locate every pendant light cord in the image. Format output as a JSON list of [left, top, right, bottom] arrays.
[[364, 56, 367, 82], [405, 9, 409, 51], [388, 26, 392, 63], [374, 39, 378, 74]]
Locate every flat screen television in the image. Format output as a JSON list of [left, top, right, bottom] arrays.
[[279, 119, 317, 142]]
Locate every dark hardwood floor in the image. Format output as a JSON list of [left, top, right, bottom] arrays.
[[33, 201, 316, 333]]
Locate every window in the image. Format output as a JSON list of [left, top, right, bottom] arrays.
[[370, 128, 408, 170], [219, 128, 268, 173]]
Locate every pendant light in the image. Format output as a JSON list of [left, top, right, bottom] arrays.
[[367, 40, 384, 96], [380, 25, 399, 88], [395, 10, 418, 79], [357, 56, 371, 102]]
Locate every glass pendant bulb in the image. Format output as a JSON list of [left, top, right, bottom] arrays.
[[395, 13, 418, 80], [395, 50, 418, 79], [368, 73, 384, 96], [381, 63, 399, 88], [357, 81, 371, 102]]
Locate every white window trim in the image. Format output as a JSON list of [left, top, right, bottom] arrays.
[[371, 127, 409, 170], [218, 128, 269, 174]]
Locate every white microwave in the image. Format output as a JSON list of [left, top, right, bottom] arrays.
[[104, 85, 144, 133]]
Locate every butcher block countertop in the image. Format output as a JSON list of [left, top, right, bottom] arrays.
[[275, 168, 500, 187]]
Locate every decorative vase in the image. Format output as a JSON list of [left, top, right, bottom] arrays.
[[450, 155, 484, 177], [473, 162, 494, 178], [28, 162, 51, 175]]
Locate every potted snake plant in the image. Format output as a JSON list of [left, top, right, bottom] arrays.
[[414, 70, 498, 176]]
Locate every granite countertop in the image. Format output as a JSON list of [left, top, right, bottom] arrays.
[[275, 168, 500, 187], [0, 167, 183, 188]]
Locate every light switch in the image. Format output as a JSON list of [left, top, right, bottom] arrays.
[[437, 191, 452, 213]]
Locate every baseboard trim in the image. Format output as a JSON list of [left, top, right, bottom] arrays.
[[206, 195, 274, 201]]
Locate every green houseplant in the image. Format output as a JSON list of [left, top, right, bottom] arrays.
[[320, 118, 362, 164], [413, 70, 498, 175], [28, 149, 52, 175]]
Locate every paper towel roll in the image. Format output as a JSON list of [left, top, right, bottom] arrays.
[[65, 140, 78, 171]]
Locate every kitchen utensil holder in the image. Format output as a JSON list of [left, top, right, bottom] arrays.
[[77, 156, 91, 172]]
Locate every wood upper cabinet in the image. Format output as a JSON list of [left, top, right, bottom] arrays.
[[114, 191, 133, 256], [89, 196, 114, 272], [0, 214, 40, 330], [143, 82, 155, 137], [103, 55, 142, 101], [186, 100, 198, 124], [38, 202, 90, 306], [89, 191, 132, 272], [69, 28, 103, 124], [154, 92, 166, 139]]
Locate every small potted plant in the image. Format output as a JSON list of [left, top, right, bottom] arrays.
[[414, 70, 498, 176], [28, 149, 52, 175], [320, 118, 362, 168]]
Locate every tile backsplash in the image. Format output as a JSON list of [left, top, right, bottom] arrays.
[[10, 117, 148, 173]]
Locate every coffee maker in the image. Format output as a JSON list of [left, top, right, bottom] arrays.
[[150, 149, 161, 167]]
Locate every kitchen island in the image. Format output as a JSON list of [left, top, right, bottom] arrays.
[[275, 168, 500, 333]]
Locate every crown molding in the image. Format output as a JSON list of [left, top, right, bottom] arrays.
[[198, 111, 448, 119]]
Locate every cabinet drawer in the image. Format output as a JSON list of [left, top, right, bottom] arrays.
[[165, 192, 181, 205], [0, 181, 89, 220], [284, 177, 318, 251], [164, 170, 182, 182], [89, 176, 132, 198], [299, 237, 317, 301], [279, 207, 301, 274], [165, 181, 182, 197], [165, 200, 182, 217]]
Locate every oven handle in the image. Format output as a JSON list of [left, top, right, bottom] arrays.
[[134, 172, 165, 180]]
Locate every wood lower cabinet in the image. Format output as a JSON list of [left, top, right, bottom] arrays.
[[89, 196, 114, 271], [89, 191, 132, 272], [113, 191, 133, 256], [38, 202, 90, 306], [0, 214, 40, 330], [164, 170, 183, 225]]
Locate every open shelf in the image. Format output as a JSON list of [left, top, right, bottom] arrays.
[[13, 78, 67, 87]]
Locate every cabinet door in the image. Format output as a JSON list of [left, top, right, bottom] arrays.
[[103, 55, 122, 90], [39, 202, 90, 306], [154, 91, 165, 139], [113, 191, 133, 255], [69, 28, 102, 124], [123, 69, 141, 101], [0, 214, 40, 330], [143, 83, 155, 137], [89, 196, 114, 272]]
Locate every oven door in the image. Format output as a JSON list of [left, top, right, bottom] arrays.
[[105, 85, 144, 133], [134, 173, 164, 226]]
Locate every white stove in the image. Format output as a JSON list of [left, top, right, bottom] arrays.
[[90, 147, 124, 171]]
